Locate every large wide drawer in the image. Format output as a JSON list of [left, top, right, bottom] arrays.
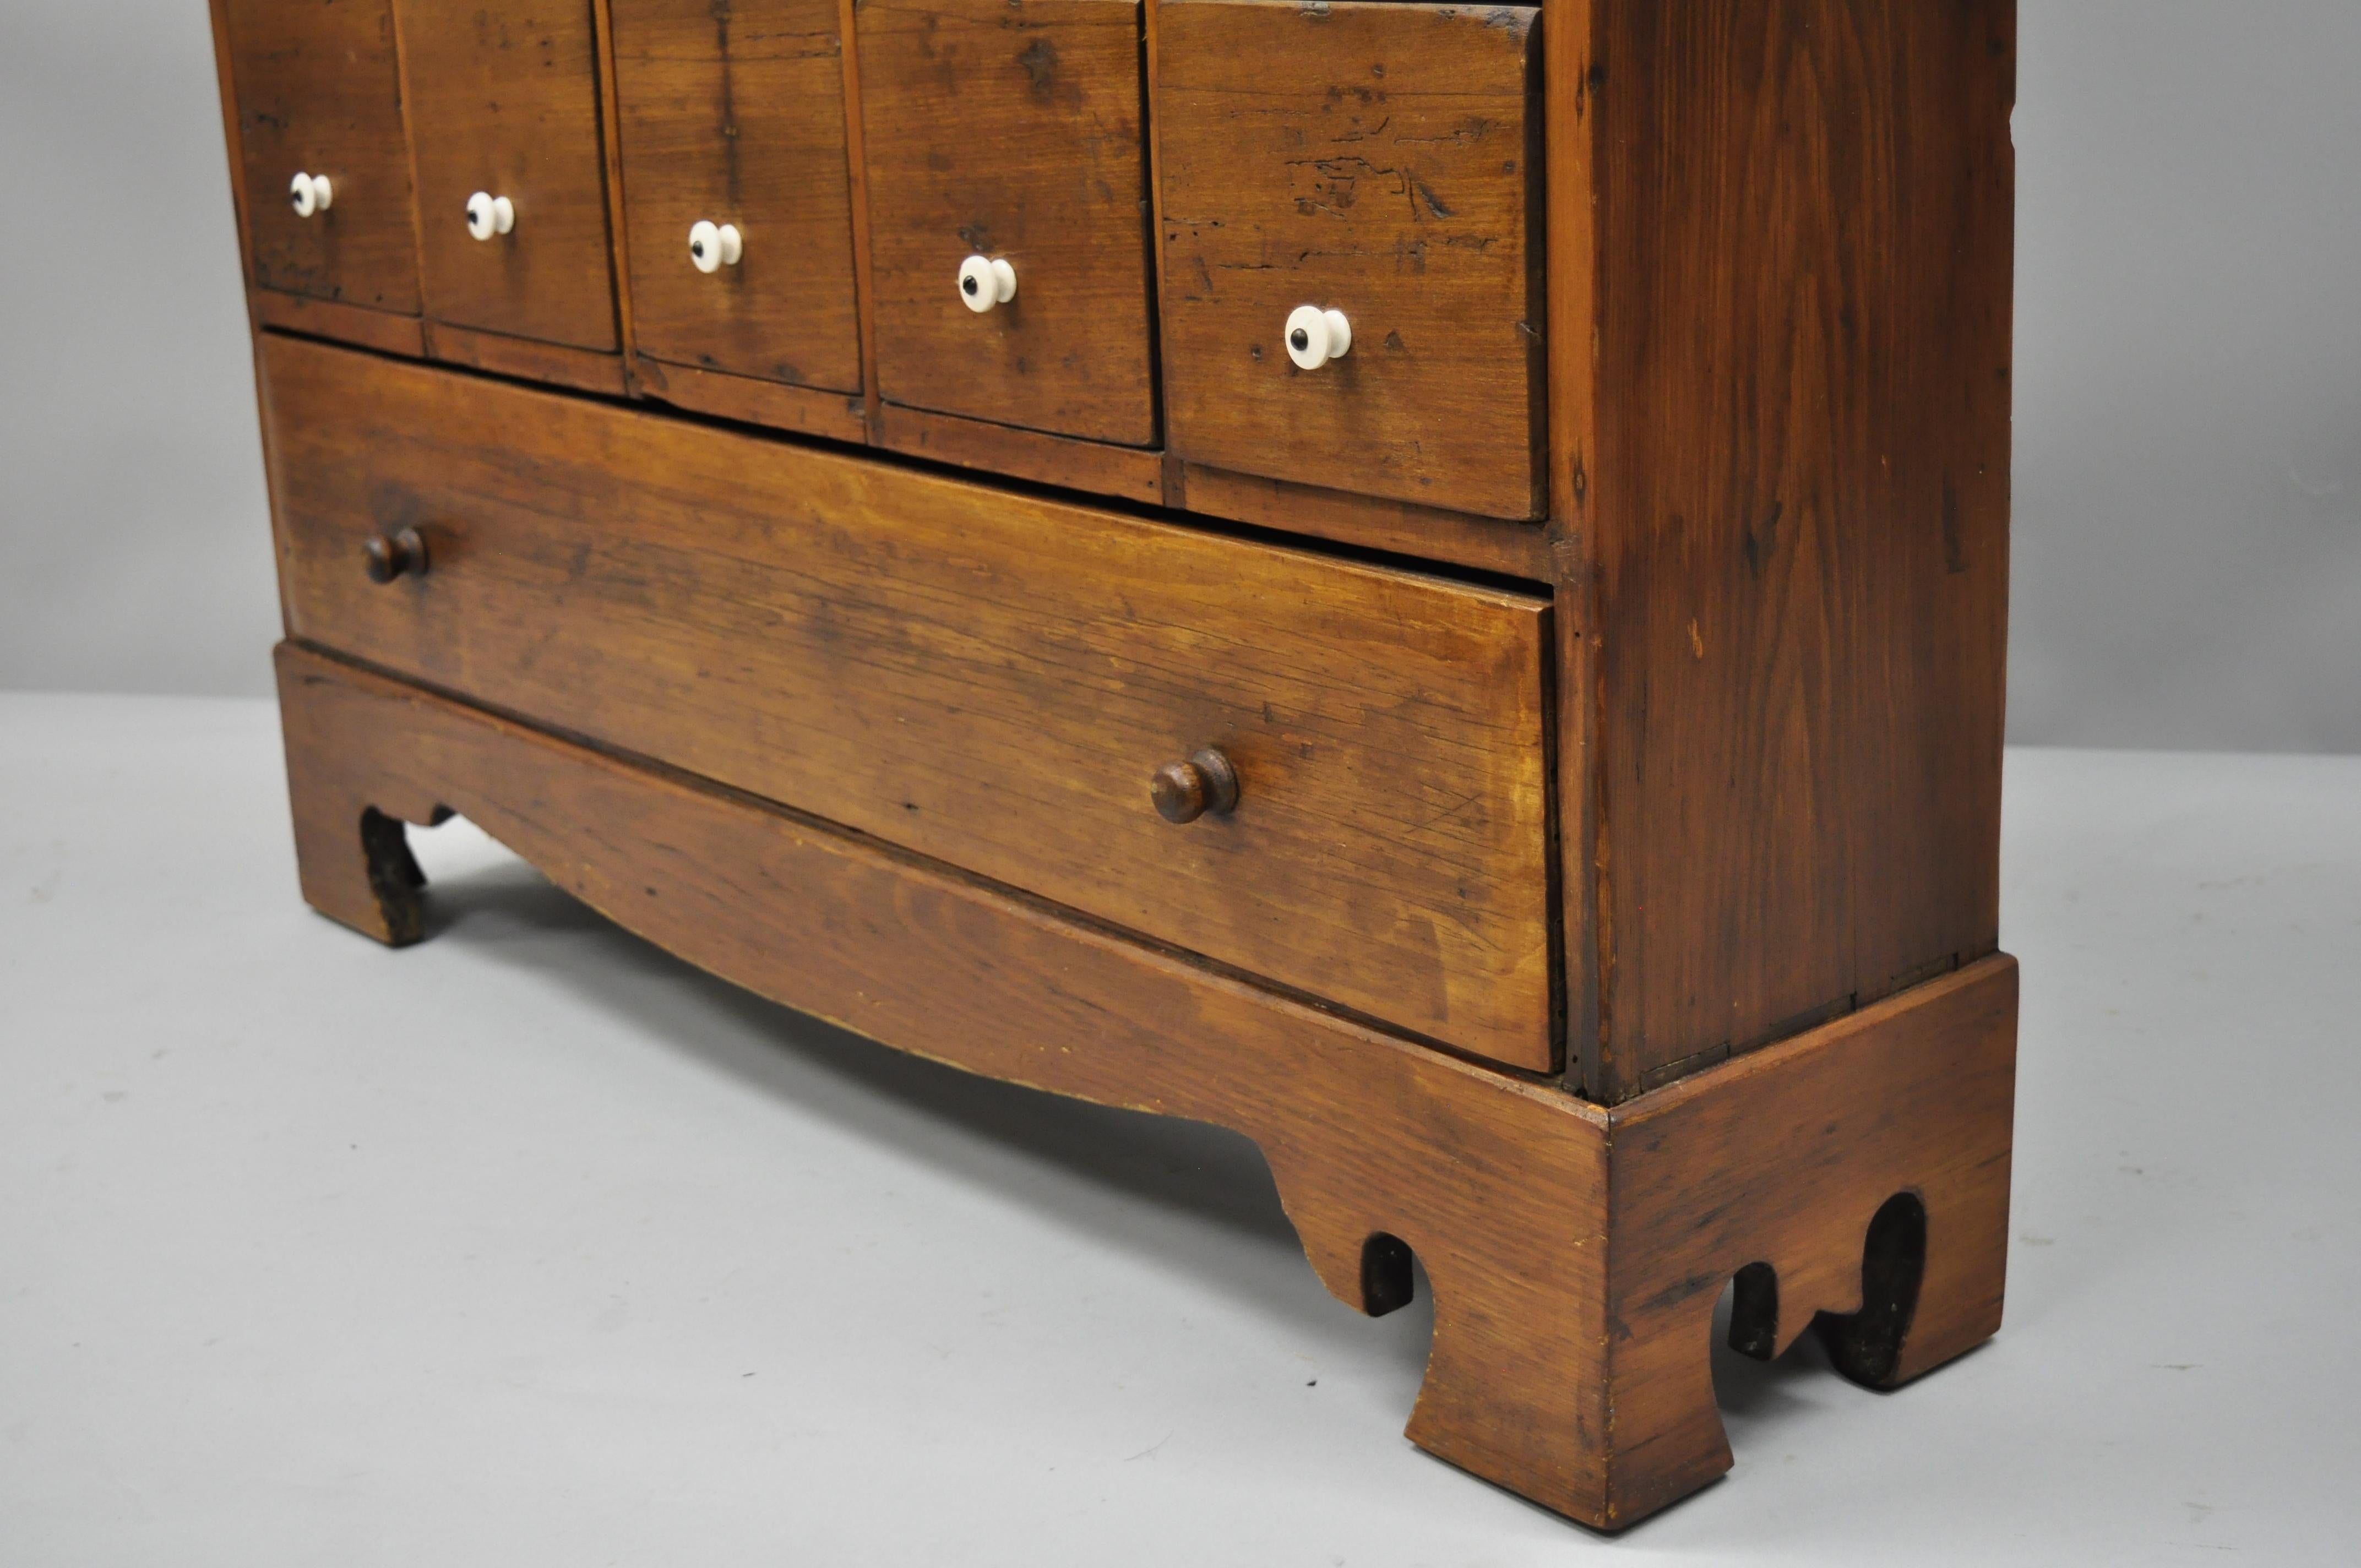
[[260, 336, 1556, 1068]]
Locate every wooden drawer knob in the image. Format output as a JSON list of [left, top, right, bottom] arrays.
[[1151, 748, 1241, 825], [958, 253, 1018, 314], [689, 219, 743, 273], [288, 171, 332, 218], [1285, 304, 1353, 371], [363, 527, 428, 584], [465, 191, 516, 242]]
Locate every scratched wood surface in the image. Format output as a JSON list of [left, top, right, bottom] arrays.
[[427, 318, 630, 394], [395, 0, 622, 353], [221, 0, 422, 316], [1602, 954, 2017, 1522], [1571, 0, 2018, 1098], [1174, 464, 1555, 582], [856, 0, 1159, 445], [249, 290, 427, 356], [610, 0, 864, 394], [631, 356, 871, 442], [1153, 0, 1544, 520], [873, 402, 1166, 503], [260, 335, 1557, 1069], [210, 0, 2023, 1113], [279, 641, 2016, 1529]]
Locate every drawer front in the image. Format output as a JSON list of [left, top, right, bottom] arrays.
[[858, 0, 1158, 446], [610, 0, 863, 394], [262, 336, 1554, 1068], [223, 0, 421, 315], [1154, 0, 1544, 520], [395, 0, 619, 352]]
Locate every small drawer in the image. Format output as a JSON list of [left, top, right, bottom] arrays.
[[609, 0, 863, 395], [262, 335, 1556, 1069], [1154, 0, 1544, 520], [857, 0, 1158, 447], [395, 0, 619, 354], [222, 0, 421, 318]]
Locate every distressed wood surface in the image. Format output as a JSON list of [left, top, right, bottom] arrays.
[[221, 0, 422, 316], [590, 0, 643, 385], [1175, 464, 1555, 582], [249, 290, 428, 357], [1538, 0, 1598, 1074], [1154, 0, 1544, 520], [425, 319, 630, 395], [873, 402, 1166, 503], [260, 334, 1558, 1069], [1571, 0, 2018, 1098], [610, 0, 864, 394], [395, 0, 622, 353], [835, 0, 886, 435], [633, 354, 871, 443], [209, 0, 2027, 1106], [1602, 954, 2017, 1522], [278, 641, 2016, 1531], [857, 0, 1159, 445]]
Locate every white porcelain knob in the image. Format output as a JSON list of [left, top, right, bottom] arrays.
[[1285, 305, 1352, 371], [288, 172, 332, 218], [688, 220, 742, 273], [465, 191, 515, 242], [958, 253, 1017, 313]]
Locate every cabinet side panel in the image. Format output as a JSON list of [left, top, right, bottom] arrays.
[[1586, 0, 2015, 1098]]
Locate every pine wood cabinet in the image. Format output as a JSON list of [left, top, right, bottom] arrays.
[[213, 0, 2022, 1530]]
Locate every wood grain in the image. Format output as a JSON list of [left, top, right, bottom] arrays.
[[836, 0, 885, 435], [221, 0, 423, 316], [1569, 0, 2018, 1098], [590, 0, 644, 386], [1154, 0, 1544, 520], [1602, 954, 2016, 1523], [277, 641, 2016, 1530], [856, 0, 1158, 445], [1176, 464, 1555, 582], [259, 334, 1557, 1068], [425, 320, 630, 395], [1539, 0, 1599, 1071], [395, 0, 621, 353], [634, 354, 870, 444], [874, 403, 1166, 504], [251, 292, 428, 358], [608, 0, 864, 394]]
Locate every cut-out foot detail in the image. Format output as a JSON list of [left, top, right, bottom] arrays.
[[279, 655, 454, 946], [356, 807, 428, 945], [1359, 1233, 1417, 1317], [1727, 1261, 1780, 1362], [1816, 1190, 1930, 1387], [271, 641, 2018, 1532]]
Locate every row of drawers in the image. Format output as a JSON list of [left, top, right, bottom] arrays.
[[218, 0, 1546, 521], [262, 334, 1558, 1070]]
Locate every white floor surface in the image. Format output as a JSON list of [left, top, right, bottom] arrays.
[[3, 693, 2355, 1564]]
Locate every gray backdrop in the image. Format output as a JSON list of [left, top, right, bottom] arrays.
[[3, 1, 2354, 753]]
